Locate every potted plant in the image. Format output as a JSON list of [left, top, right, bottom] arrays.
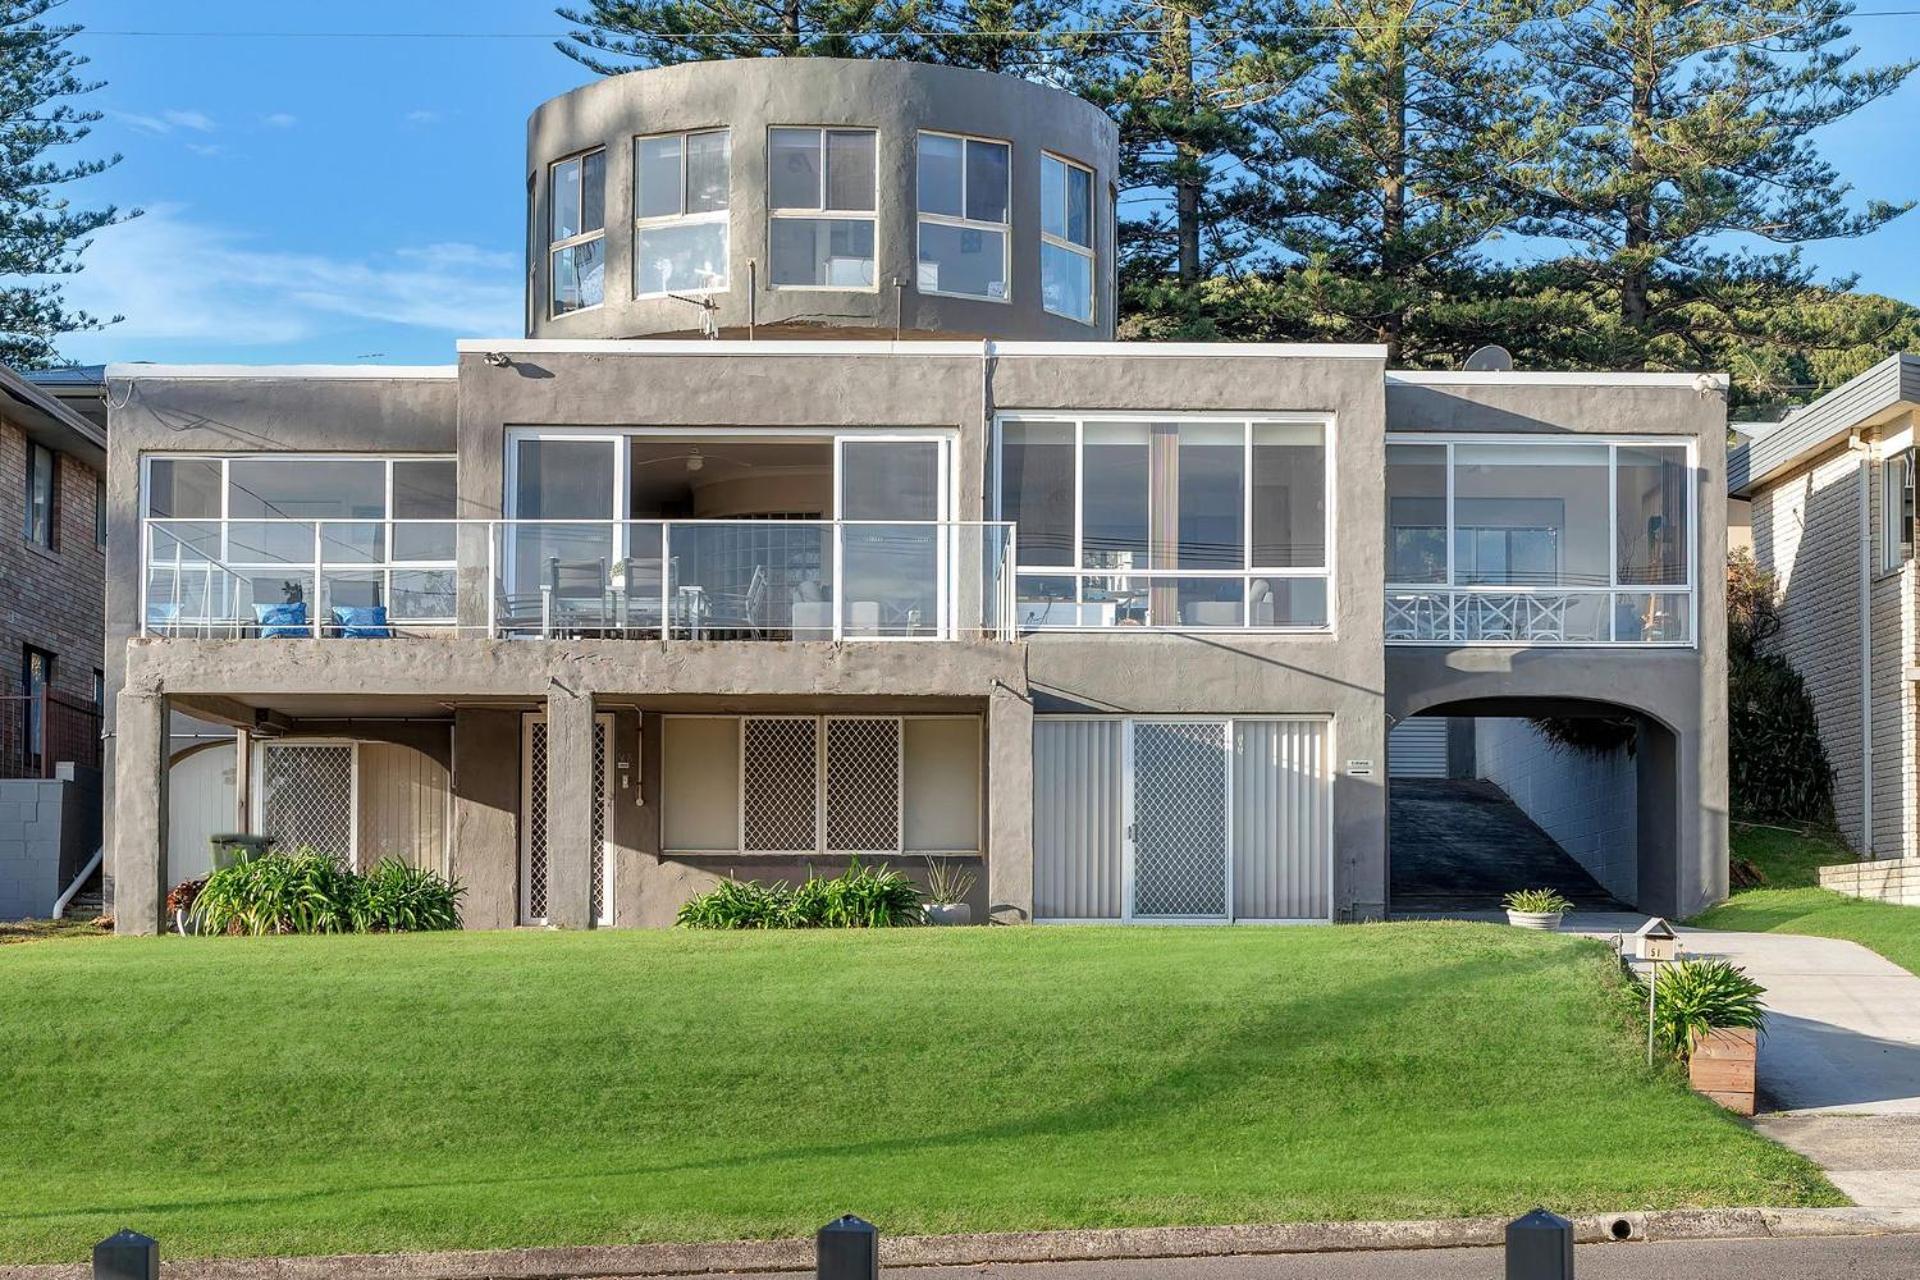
[[922, 857, 978, 926], [1651, 959, 1768, 1115], [165, 877, 206, 936], [1502, 887, 1573, 930]]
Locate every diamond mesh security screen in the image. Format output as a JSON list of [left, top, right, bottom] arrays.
[[824, 718, 901, 852], [591, 721, 609, 924], [744, 718, 817, 851], [260, 743, 354, 862], [526, 721, 548, 921], [1132, 722, 1229, 917]]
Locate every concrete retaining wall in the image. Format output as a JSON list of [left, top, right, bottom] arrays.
[[1475, 718, 1637, 902], [1819, 856, 1920, 905], [0, 766, 102, 918]]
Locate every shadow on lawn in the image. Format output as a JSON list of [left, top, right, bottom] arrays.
[[22, 937, 1684, 1227]]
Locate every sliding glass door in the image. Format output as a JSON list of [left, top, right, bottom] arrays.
[[836, 437, 948, 638]]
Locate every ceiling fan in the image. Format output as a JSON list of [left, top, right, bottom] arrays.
[[631, 446, 758, 474]]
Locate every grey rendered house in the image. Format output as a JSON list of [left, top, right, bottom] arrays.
[[103, 58, 1729, 934], [1731, 354, 1920, 880]]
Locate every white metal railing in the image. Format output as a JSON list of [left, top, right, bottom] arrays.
[[1384, 586, 1694, 646], [1013, 569, 1332, 631], [141, 518, 1018, 643]]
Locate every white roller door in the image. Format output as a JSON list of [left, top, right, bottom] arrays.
[[1034, 717, 1331, 923], [1388, 717, 1449, 778]]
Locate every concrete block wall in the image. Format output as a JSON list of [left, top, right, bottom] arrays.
[[1475, 718, 1638, 902], [1818, 856, 1920, 905], [0, 771, 100, 918]]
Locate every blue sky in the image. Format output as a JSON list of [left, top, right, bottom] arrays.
[[49, 0, 1920, 366]]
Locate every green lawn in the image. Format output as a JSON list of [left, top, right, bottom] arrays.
[[1693, 823, 1920, 976], [0, 924, 1837, 1263]]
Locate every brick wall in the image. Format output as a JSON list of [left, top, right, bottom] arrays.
[[0, 415, 105, 707], [1747, 417, 1920, 860]]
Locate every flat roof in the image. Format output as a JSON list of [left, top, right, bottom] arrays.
[[104, 363, 457, 381], [1388, 370, 1729, 389], [453, 338, 1393, 359]]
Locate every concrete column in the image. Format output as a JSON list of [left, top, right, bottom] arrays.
[[112, 691, 167, 936], [544, 683, 595, 928], [986, 682, 1034, 924], [451, 708, 521, 929]]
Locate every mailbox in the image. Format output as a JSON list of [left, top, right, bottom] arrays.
[[1635, 917, 1680, 962]]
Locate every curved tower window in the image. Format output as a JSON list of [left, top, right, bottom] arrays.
[[550, 149, 606, 316], [768, 127, 877, 289], [634, 128, 731, 298], [1041, 152, 1095, 324], [916, 131, 1010, 302]]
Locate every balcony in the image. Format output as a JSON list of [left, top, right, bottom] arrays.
[[142, 519, 1017, 642]]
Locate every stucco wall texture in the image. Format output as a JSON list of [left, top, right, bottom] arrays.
[[100, 344, 1729, 934]]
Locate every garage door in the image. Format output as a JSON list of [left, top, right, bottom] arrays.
[[1034, 717, 1331, 922], [1388, 718, 1449, 778]]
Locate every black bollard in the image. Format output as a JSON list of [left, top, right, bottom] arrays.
[[93, 1231, 158, 1280], [816, 1214, 879, 1280], [1506, 1208, 1574, 1279]]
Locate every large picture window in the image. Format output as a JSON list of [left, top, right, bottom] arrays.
[[141, 454, 459, 635], [634, 128, 730, 297], [768, 127, 877, 288], [1040, 152, 1095, 324], [1384, 437, 1695, 644], [916, 131, 1009, 302], [549, 149, 606, 315], [996, 415, 1330, 630]]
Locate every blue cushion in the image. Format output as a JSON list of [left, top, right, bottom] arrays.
[[253, 600, 309, 638], [330, 604, 391, 639]]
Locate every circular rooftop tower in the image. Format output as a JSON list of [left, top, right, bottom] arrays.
[[526, 58, 1119, 341]]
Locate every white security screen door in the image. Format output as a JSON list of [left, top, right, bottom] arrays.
[[835, 437, 949, 637], [1128, 720, 1231, 919], [520, 712, 616, 926], [255, 742, 356, 864]]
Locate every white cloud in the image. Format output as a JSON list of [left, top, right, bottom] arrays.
[[404, 109, 445, 126], [53, 204, 521, 359], [185, 143, 228, 158], [261, 112, 298, 129], [113, 108, 218, 136]]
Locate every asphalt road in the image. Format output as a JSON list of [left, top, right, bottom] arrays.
[[717, 1236, 1920, 1279]]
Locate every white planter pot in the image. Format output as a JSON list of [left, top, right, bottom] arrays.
[[925, 902, 972, 927], [1506, 909, 1565, 931]]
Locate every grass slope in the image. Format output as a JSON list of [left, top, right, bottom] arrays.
[[0, 925, 1836, 1263], [1694, 824, 1920, 976]]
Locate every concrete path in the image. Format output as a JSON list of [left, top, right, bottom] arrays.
[[715, 1236, 1920, 1279], [1557, 915, 1920, 1207]]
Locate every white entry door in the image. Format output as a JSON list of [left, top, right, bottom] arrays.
[[520, 712, 615, 926], [1034, 716, 1331, 923]]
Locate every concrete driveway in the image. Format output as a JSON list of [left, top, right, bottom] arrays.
[[1567, 915, 1920, 1207]]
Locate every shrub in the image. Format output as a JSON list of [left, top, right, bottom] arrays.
[[1502, 888, 1573, 915], [164, 877, 205, 916], [1649, 959, 1768, 1061], [191, 849, 462, 936], [1727, 550, 1836, 824], [678, 860, 924, 929], [350, 858, 464, 932], [923, 856, 978, 906]]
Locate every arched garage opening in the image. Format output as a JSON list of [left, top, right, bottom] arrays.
[[1387, 696, 1683, 918]]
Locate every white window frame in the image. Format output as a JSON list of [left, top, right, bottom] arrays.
[[661, 712, 982, 858], [139, 453, 460, 636], [549, 147, 606, 318], [632, 127, 731, 299], [766, 126, 879, 293], [1040, 151, 1096, 325], [1382, 434, 1699, 647], [915, 130, 1012, 304], [991, 412, 1336, 633], [1882, 447, 1914, 575]]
